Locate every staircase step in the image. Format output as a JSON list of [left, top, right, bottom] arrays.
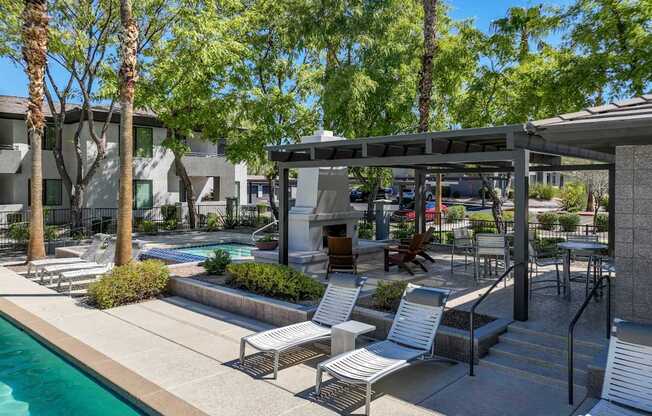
[[481, 352, 588, 388], [499, 331, 603, 360], [507, 325, 605, 351], [490, 341, 592, 372]]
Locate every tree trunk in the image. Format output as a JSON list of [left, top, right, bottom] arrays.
[[115, 0, 138, 265], [417, 0, 438, 133], [267, 176, 279, 220], [22, 0, 48, 261], [69, 187, 84, 231], [366, 186, 379, 223], [586, 183, 594, 212], [173, 154, 197, 228], [482, 176, 505, 234]]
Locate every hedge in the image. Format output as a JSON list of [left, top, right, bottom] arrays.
[[226, 263, 324, 302]]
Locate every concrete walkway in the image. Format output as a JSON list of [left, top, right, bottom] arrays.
[[0, 266, 593, 415]]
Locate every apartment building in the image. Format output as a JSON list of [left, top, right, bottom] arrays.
[[0, 96, 247, 212]]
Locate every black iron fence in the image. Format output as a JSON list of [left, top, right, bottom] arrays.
[[0, 204, 275, 252]]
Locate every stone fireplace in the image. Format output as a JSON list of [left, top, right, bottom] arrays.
[[288, 130, 363, 252]]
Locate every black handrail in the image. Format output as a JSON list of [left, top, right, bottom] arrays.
[[469, 263, 517, 376], [567, 274, 611, 405]]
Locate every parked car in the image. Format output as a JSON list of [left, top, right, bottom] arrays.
[[350, 187, 394, 202], [392, 201, 448, 221], [396, 188, 435, 203]]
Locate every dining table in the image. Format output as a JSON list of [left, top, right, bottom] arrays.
[[557, 241, 608, 300]]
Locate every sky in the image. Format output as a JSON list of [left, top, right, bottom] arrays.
[[0, 0, 574, 98]]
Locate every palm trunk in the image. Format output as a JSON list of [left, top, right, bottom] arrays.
[[417, 0, 438, 133], [115, 0, 138, 265], [23, 0, 48, 261]]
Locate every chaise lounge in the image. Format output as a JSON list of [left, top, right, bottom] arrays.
[[316, 284, 450, 416], [240, 274, 366, 379]]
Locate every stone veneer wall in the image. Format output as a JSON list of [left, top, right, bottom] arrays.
[[614, 145, 652, 323]]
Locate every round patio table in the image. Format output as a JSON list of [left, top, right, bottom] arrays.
[[557, 241, 608, 300]]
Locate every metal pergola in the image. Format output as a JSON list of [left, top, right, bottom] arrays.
[[267, 96, 652, 321]]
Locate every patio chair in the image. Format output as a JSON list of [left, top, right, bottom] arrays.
[[567, 235, 602, 296], [384, 233, 427, 275], [450, 228, 474, 272], [239, 274, 367, 379], [400, 227, 436, 263], [474, 233, 510, 282], [27, 234, 109, 277], [582, 320, 652, 416], [38, 239, 117, 284], [528, 240, 564, 298], [316, 284, 451, 416], [326, 237, 358, 279]]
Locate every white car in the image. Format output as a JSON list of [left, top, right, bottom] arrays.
[[397, 189, 434, 201]]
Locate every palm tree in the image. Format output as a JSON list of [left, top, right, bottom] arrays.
[[22, 0, 48, 261], [491, 5, 558, 63], [115, 0, 138, 265]]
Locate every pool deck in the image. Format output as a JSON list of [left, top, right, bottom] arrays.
[[0, 265, 601, 416]]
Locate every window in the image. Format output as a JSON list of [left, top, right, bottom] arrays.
[[133, 180, 153, 209], [203, 177, 221, 201], [28, 124, 56, 150], [133, 127, 153, 158], [28, 178, 62, 206], [234, 181, 240, 205], [217, 139, 226, 156]]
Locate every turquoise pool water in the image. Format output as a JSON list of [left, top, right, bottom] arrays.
[[0, 317, 142, 416], [177, 243, 254, 260]]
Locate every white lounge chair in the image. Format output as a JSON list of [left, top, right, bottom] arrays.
[[583, 320, 652, 416], [316, 284, 450, 416], [27, 234, 109, 277], [39, 240, 117, 284], [240, 274, 367, 379]]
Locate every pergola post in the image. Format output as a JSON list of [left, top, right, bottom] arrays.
[[415, 169, 426, 233], [513, 149, 530, 321], [608, 164, 615, 257], [278, 165, 289, 265]]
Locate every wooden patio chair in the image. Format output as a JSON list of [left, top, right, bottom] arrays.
[[384, 233, 427, 275], [326, 237, 358, 279], [400, 227, 436, 263]]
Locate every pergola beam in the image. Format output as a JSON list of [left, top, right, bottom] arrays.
[[510, 133, 614, 163], [426, 163, 612, 174]]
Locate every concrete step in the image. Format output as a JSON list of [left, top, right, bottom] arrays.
[[507, 325, 605, 351], [46, 278, 96, 292], [481, 352, 588, 389], [499, 331, 602, 360], [490, 341, 592, 373]]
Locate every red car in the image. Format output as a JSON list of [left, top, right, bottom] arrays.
[[392, 204, 448, 222]]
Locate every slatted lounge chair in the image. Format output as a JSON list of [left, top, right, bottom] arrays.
[[316, 284, 450, 416], [38, 240, 117, 284], [240, 274, 367, 379], [27, 234, 109, 277], [582, 320, 652, 416]]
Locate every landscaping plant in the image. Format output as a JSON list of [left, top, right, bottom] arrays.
[[373, 280, 408, 312], [392, 220, 415, 240], [558, 212, 581, 232], [560, 182, 586, 212], [225, 263, 324, 302], [537, 212, 559, 230], [358, 222, 374, 239], [595, 213, 609, 232], [88, 260, 170, 309], [446, 205, 466, 223], [202, 249, 231, 275]]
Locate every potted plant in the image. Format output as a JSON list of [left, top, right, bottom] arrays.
[[255, 234, 278, 250]]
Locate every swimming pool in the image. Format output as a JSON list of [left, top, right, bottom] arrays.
[[176, 243, 254, 260], [0, 317, 143, 416]]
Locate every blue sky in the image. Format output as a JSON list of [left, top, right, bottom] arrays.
[[0, 0, 574, 97]]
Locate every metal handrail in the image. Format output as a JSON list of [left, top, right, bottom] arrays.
[[567, 274, 611, 405], [251, 219, 278, 242], [469, 263, 517, 376]]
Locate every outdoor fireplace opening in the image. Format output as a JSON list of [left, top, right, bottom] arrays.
[[322, 224, 347, 248]]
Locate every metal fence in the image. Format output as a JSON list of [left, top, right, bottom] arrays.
[[0, 204, 275, 253]]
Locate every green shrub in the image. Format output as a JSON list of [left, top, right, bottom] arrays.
[[558, 212, 581, 232], [140, 220, 158, 233], [373, 280, 408, 312], [206, 212, 222, 231], [392, 220, 414, 240], [600, 195, 609, 211], [529, 184, 556, 200], [8, 223, 29, 243], [358, 222, 374, 239], [202, 249, 231, 275], [446, 205, 466, 223], [258, 233, 277, 243], [537, 237, 565, 253], [595, 213, 609, 232], [226, 263, 324, 302], [537, 212, 559, 230], [160, 204, 179, 222], [560, 182, 586, 212], [163, 219, 178, 230], [88, 260, 169, 309], [469, 212, 497, 234]]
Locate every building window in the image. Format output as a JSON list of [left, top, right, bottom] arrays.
[[28, 178, 62, 206], [133, 180, 153, 209], [133, 127, 153, 158], [217, 139, 226, 156]]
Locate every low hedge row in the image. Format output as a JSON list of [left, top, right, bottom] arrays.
[[88, 260, 170, 309], [226, 263, 324, 302]]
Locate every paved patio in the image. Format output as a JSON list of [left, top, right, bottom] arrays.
[[0, 265, 600, 415]]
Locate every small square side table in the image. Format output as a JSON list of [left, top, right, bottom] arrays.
[[331, 320, 376, 356]]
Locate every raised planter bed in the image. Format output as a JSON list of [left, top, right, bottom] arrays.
[[170, 277, 510, 362]]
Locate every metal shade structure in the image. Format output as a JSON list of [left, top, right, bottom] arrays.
[[267, 95, 652, 321]]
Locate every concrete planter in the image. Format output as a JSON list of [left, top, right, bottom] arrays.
[[255, 240, 278, 250], [171, 277, 509, 362]]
